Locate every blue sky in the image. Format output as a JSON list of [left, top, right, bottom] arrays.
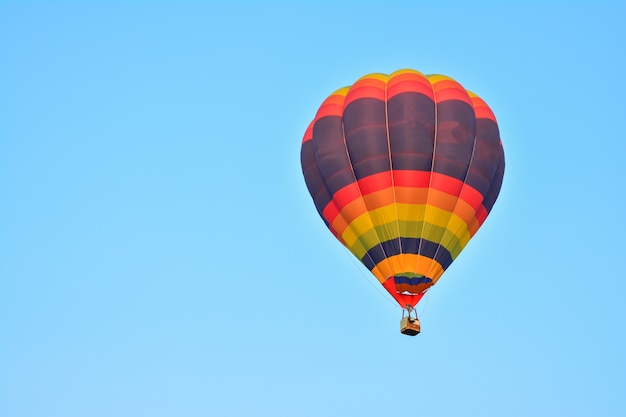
[[1, 2, 625, 416]]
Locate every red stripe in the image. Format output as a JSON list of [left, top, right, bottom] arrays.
[[474, 105, 497, 122], [321, 181, 361, 221], [387, 75, 434, 100], [320, 170, 488, 226], [344, 85, 386, 107], [434, 87, 472, 105], [475, 205, 488, 225], [320, 92, 347, 107], [393, 170, 431, 187], [315, 102, 344, 119], [471, 96, 497, 122], [458, 186, 484, 210], [321, 203, 339, 226], [357, 171, 392, 195], [303, 92, 347, 144], [430, 173, 463, 197]]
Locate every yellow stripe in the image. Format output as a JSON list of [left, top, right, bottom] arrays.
[[342, 203, 471, 253], [356, 72, 389, 82], [340, 213, 379, 255], [331, 86, 350, 96], [345, 220, 467, 261], [390, 68, 425, 78], [426, 74, 455, 83]]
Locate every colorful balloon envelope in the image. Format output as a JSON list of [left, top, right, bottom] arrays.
[[301, 69, 505, 313]]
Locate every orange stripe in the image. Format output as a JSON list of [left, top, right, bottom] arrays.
[[466, 204, 489, 237], [425, 187, 460, 213], [448, 196, 477, 226], [374, 254, 444, 281], [468, 219, 480, 236], [330, 197, 368, 230], [394, 187, 430, 205], [362, 187, 396, 210]]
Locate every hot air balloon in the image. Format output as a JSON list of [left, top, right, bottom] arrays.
[[300, 69, 505, 335]]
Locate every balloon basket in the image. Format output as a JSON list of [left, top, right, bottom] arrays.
[[400, 307, 421, 336]]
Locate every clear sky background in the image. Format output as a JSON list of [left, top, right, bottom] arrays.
[[1, 2, 625, 417]]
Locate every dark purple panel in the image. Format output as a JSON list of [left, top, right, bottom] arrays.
[[342, 98, 391, 180], [482, 153, 505, 213], [464, 118, 502, 198], [301, 140, 332, 221], [432, 100, 477, 181], [312, 116, 356, 195], [361, 238, 453, 273], [388, 92, 436, 171]]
